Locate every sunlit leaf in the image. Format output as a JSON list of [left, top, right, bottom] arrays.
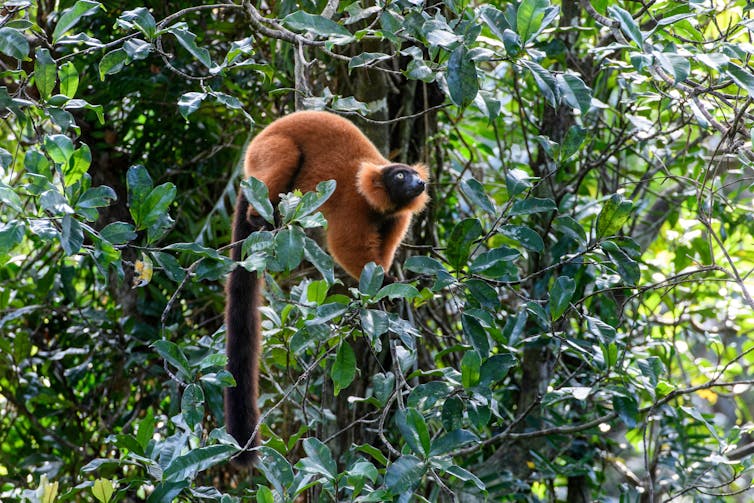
[[34, 48, 56, 100], [0, 27, 29, 59], [52, 1, 103, 43]]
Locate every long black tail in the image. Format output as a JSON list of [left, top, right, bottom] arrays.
[[225, 191, 262, 466]]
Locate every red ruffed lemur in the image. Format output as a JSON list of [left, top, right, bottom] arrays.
[[225, 111, 429, 465]]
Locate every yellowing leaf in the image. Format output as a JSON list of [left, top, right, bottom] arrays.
[[92, 478, 114, 503], [38, 475, 59, 503], [133, 253, 153, 288], [695, 388, 718, 404]]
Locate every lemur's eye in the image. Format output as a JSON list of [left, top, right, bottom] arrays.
[[396, 172, 405, 180]]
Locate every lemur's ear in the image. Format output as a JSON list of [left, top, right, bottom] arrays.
[[357, 161, 394, 211]]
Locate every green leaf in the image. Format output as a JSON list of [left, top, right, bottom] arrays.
[[347, 461, 379, 493], [44, 134, 74, 165], [681, 406, 720, 442], [140, 183, 177, 229], [213, 91, 244, 111], [123, 39, 151, 61], [587, 315, 617, 343], [34, 48, 56, 100], [177, 92, 206, 120], [561, 125, 586, 161], [510, 197, 557, 215], [372, 372, 394, 406], [460, 178, 495, 215], [502, 28, 523, 57], [169, 27, 212, 68], [500, 224, 544, 252], [181, 383, 205, 430], [445, 465, 486, 492], [40, 188, 72, 215], [462, 313, 489, 357], [240, 177, 274, 225], [407, 381, 453, 410], [726, 63, 754, 96], [58, 62, 79, 98], [283, 11, 353, 42], [289, 180, 336, 222], [0, 147, 11, 170], [52, 1, 103, 43], [274, 227, 305, 271], [117, 7, 157, 39], [441, 397, 464, 431], [331, 342, 357, 396], [146, 481, 189, 503], [479, 5, 512, 42], [0, 181, 23, 212], [554, 215, 587, 244], [557, 74, 592, 115], [638, 356, 664, 389], [516, 0, 551, 43], [461, 350, 481, 388], [601, 240, 640, 285], [522, 60, 558, 109], [359, 262, 384, 296], [480, 353, 516, 386], [395, 408, 430, 457], [360, 308, 389, 342], [405, 58, 435, 82], [374, 282, 420, 302], [447, 218, 483, 271], [153, 340, 192, 380], [258, 446, 294, 497], [91, 479, 114, 503], [385, 455, 425, 494], [695, 53, 729, 71], [168, 241, 224, 259], [98, 49, 129, 80], [135, 409, 155, 452], [404, 255, 455, 289], [303, 237, 335, 285], [506, 168, 532, 197], [163, 444, 236, 481], [76, 185, 116, 210], [306, 302, 348, 326], [426, 28, 460, 49], [447, 46, 478, 107], [0, 221, 25, 254], [549, 276, 575, 320], [430, 430, 478, 456], [65, 144, 92, 186], [467, 400, 491, 428], [349, 52, 391, 69], [61, 214, 84, 256], [655, 51, 689, 84], [0, 27, 29, 60], [596, 194, 633, 240], [612, 391, 639, 428], [607, 5, 643, 47], [126, 165, 153, 222], [467, 249, 516, 284], [298, 437, 337, 480], [256, 486, 274, 503]]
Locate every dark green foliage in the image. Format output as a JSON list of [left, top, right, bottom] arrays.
[[2, 0, 754, 502]]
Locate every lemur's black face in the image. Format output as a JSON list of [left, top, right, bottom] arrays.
[[382, 164, 426, 208]]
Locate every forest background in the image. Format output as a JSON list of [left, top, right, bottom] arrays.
[[2, 0, 754, 501]]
